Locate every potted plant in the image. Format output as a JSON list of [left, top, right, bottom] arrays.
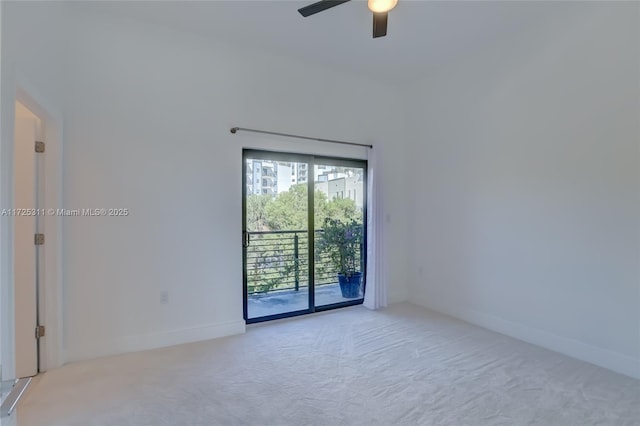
[[316, 218, 364, 298]]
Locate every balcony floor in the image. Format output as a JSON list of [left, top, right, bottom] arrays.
[[247, 283, 362, 319]]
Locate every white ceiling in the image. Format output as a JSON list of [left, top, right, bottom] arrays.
[[74, 1, 587, 82]]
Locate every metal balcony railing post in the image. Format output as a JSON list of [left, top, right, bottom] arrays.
[[294, 234, 300, 291]]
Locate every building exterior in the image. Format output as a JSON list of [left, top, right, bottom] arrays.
[[315, 175, 364, 209], [290, 163, 308, 186], [246, 160, 297, 195], [246, 160, 278, 195], [314, 167, 365, 209], [247, 161, 364, 208]]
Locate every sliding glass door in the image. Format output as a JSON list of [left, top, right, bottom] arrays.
[[314, 161, 366, 308], [243, 150, 367, 323], [243, 152, 310, 320]]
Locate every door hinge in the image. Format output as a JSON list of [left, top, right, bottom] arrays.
[[35, 141, 45, 153], [34, 233, 45, 245], [35, 325, 45, 339]]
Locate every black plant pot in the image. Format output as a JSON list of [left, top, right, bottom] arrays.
[[338, 272, 362, 298]]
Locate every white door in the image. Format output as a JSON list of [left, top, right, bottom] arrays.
[[14, 102, 39, 378]]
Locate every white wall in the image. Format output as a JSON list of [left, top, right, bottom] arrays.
[[0, 0, 3, 382], [408, 3, 640, 378], [21, 7, 409, 362]]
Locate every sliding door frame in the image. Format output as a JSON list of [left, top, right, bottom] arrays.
[[242, 149, 367, 324]]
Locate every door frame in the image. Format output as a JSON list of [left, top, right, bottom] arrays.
[[13, 100, 40, 378], [242, 149, 368, 324], [1, 75, 64, 379]]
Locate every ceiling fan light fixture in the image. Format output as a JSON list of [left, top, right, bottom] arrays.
[[367, 0, 398, 13]]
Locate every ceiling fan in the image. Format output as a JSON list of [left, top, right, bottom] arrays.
[[298, 0, 399, 38]]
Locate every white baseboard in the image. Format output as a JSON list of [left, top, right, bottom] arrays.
[[64, 320, 246, 364], [418, 299, 640, 380]]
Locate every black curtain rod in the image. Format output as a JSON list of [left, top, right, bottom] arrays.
[[230, 127, 373, 149]]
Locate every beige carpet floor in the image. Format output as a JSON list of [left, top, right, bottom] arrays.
[[15, 303, 640, 426]]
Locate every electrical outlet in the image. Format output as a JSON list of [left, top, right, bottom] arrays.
[[160, 291, 169, 304]]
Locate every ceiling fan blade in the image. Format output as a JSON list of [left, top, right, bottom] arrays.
[[298, 0, 351, 17], [372, 12, 388, 38]]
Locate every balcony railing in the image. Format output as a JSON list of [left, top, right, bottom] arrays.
[[246, 229, 363, 295]]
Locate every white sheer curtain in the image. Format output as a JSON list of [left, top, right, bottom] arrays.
[[364, 145, 387, 310]]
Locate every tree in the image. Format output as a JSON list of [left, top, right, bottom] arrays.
[[245, 184, 364, 294], [246, 194, 273, 231], [324, 197, 361, 225], [264, 184, 309, 230], [264, 184, 362, 231]]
